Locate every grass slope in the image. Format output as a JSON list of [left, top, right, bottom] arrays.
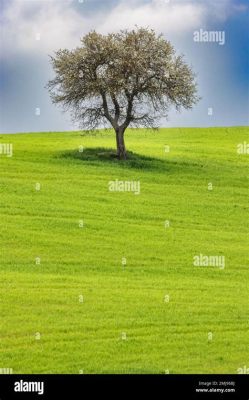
[[0, 127, 248, 373]]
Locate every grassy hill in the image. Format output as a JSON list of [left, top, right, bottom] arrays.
[[0, 127, 248, 373]]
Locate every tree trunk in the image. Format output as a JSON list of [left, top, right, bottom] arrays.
[[116, 128, 127, 160]]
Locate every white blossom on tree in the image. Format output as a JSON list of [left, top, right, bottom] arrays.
[[47, 28, 199, 160]]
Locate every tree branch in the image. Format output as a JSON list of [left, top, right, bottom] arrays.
[[110, 93, 120, 126], [101, 91, 115, 127]]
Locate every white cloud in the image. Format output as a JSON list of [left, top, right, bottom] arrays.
[[1, 0, 88, 56], [1, 0, 245, 57], [98, 1, 205, 34]]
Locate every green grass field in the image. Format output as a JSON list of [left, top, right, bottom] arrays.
[[0, 127, 248, 374]]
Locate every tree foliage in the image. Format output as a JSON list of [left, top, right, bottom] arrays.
[[47, 28, 199, 159]]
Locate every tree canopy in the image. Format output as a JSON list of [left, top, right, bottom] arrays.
[[47, 28, 199, 159]]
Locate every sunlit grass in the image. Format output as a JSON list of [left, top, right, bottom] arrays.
[[0, 127, 248, 373]]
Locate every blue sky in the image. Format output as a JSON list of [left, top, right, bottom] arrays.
[[0, 0, 248, 133]]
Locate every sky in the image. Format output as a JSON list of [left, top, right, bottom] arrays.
[[0, 0, 248, 133]]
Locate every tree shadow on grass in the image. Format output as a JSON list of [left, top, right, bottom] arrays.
[[58, 147, 204, 174], [59, 147, 170, 171]]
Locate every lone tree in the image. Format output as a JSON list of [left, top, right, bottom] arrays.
[[47, 28, 199, 160]]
